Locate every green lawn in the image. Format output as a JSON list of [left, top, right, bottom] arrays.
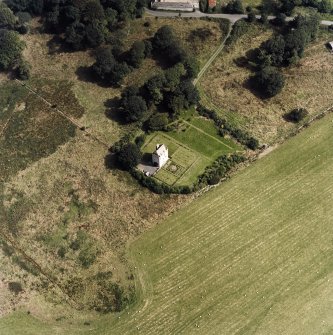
[[2, 96, 333, 335], [141, 116, 241, 186]]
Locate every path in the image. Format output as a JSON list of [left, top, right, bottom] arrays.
[[193, 25, 231, 86], [182, 119, 234, 150]]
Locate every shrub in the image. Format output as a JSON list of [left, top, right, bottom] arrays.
[[8, 281, 23, 294], [147, 113, 169, 131], [284, 108, 309, 122], [226, 20, 250, 46], [15, 59, 30, 80]]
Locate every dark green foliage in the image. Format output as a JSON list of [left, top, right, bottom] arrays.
[[0, 29, 24, 70], [152, 25, 185, 65], [0, 3, 17, 28], [16, 11, 31, 24], [93, 46, 129, 86], [8, 281, 23, 294], [65, 21, 86, 50], [224, 0, 244, 14], [253, 66, 285, 98], [256, 14, 319, 69], [197, 154, 245, 186], [247, 10, 256, 22], [122, 95, 148, 122], [302, 0, 332, 13], [144, 73, 166, 105], [183, 56, 200, 79], [164, 63, 186, 92], [226, 20, 250, 46], [127, 40, 146, 68], [197, 103, 260, 149], [143, 39, 153, 57], [199, 0, 208, 12], [167, 80, 200, 114], [6, 0, 44, 15], [147, 113, 169, 131], [284, 108, 309, 122], [15, 59, 30, 79], [117, 143, 142, 170]]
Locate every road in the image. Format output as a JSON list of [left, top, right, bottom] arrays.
[[145, 8, 333, 26]]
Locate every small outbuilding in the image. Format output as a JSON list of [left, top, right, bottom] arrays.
[[152, 144, 169, 168]]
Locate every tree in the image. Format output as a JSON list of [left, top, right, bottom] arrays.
[[93, 46, 129, 85], [0, 3, 17, 28], [164, 63, 186, 92], [16, 11, 31, 24], [261, 34, 286, 66], [122, 95, 147, 122], [152, 25, 177, 51], [183, 56, 200, 79], [127, 40, 145, 68], [0, 29, 24, 70], [253, 66, 285, 98], [65, 21, 86, 50], [85, 21, 106, 47], [144, 73, 166, 105], [15, 59, 30, 79], [224, 0, 244, 14], [247, 10, 256, 22], [147, 113, 169, 131], [284, 108, 308, 122], [117, 143, 142, 170]]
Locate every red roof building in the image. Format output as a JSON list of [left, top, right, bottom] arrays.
[[208, 0, 217, 7]]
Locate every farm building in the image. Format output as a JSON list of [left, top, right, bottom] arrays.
[[151, 0, 199, 11], [152, 144, 169, 168], [208, 0, 217, 7]]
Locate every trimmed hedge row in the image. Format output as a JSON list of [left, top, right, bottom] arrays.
[[196, 104, 259, 150]]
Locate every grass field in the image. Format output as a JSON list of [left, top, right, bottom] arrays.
[[1, 89, 333, 335], [200, 24, 333, 144], [141, 115, 240, 186]]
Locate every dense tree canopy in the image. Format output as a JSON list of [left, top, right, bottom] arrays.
[[93, 46, 129, 85], [117, 143, 142, 170], [0, 3, 17, 29], [253, 66, 285, 98], [0, 29, 24, 70]]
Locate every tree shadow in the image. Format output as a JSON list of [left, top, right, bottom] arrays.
[[104, 97, 127, 125], [104, 152, 118, 170], [243, 77, 270, 100]]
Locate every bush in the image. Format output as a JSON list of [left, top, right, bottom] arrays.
[[147, 113, 169, 131], [253, 66, 284, 98], [226, 20, 250, 46], [8, 281, 23, 294], [284, 108, 309, 122], [15, 59, 30, 80]]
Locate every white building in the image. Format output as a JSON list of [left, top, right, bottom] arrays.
[[151, 0, 199, 11], [152, 144, 169, 168]]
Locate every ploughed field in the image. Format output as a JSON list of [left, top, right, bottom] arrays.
[[2, 100, 333, 335]]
